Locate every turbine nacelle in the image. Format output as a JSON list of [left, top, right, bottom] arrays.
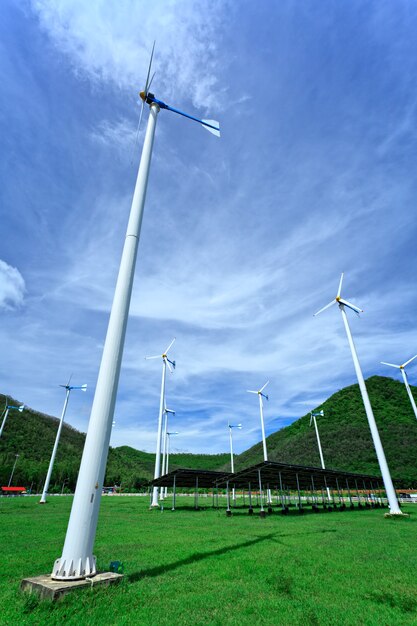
[[247, 380, 269, 402], [310, 409, 324, 426], [136, 43, 220, 139]]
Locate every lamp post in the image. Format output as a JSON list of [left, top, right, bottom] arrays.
[[8, 454, 19, 487], [228, 423, 242, 503], [165, 431, 179, 499], [0, 404, 25, 438]]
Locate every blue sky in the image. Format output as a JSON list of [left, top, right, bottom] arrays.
[[2, 0, 417, 455]]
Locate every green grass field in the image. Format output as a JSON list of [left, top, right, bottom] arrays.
[[1, 496, 416, 625]]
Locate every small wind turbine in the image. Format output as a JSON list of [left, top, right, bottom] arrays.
[[228, 422, 242, 502], [247, 381, 272, 504], [161, 404, 175, 500], [381, 355, 417, 420], [314, 273, 402, 515], [146, 338, 176, 507], [52, 43, 219, 581], [310, 410, 330, 500], [247, 382, 269, 461], [40, 380, 87, 504], [0, 403, 25, 438]]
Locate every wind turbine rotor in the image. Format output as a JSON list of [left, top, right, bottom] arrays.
[[259, 381, 269, 393], [381, 361, 401, 369]]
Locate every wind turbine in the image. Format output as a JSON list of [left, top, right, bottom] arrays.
[[228, 422, 242, 502], [51, 45, 220, 581], [381, 355, 417, 420], [247, 381, 272, 504], [0, 403, 25, 438], [161, 404, 175, 499], [146, 338, 176, 508], [40, 380, 87, 504], [247, 382, 269, 461], [314, 273, 402, 515], [310, 410, 330, 500]]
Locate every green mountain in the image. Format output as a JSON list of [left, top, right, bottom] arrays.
[[233, 376, 417, 486], [0, 394, 229, 491], [1, 376, 417, 491]]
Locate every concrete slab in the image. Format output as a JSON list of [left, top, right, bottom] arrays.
[[21, 571, 123, 601]]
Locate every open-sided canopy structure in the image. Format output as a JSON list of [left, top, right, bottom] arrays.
[[213, 460, 384, 491]]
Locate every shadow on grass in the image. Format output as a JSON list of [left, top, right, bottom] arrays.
[[128, 528, 337, 583]]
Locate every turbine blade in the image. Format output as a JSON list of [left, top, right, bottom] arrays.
[[337, 273, 344, 298], [381, 361, 401, 368], [18, 405, 25, 412], [246, 390, 258, 394], [165, 338, 176, 354], [403, 354, 417, 368], [81, 384, 87, 391], [201, 119, 221, 137], [145, 355, 160, 360], [166, 360, 173, 374], [259, 380, 269, 393], [313, 299, 336, 316], [144, 41, 155, 95], [310, 414, 313, 426], [338, 298, 363, 314]]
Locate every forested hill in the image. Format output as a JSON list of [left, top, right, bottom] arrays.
[[233, 376, 417, 485], [0, 393, 228, 491], [1, 375, 417, 491]]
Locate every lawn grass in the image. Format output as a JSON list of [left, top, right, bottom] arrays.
[[0, 496, 416, 625]]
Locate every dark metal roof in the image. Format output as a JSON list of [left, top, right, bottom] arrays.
[[152, 468, 232, 488], [151, 461, 383, 491], [214, 460, 383, 491]]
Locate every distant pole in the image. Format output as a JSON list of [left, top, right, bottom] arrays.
[[8, 454, 19, 486], [151, 360, 167, 508], [258, 394, 268, 462], [340, 305, 401, 514], [52, 103, 160, 580], [228, 423, 242, 502], [40, 384, 86, 504], [311, 411, 331, 501], [160, 410, 168, 500]]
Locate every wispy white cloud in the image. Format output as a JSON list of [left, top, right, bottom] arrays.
[[0, 260, 26, 309], [30, 0, 231, 110]]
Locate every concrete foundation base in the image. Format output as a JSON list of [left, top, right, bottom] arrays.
[[21, 571, 123, 601]]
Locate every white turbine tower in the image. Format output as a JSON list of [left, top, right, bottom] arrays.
[[247, 381, 272, 504], [146, 338, 176, 508], [314, 273, 402, 515], [228, 422, 242, 502], [161, 404, 175, 499], [40, 380, 87, 504], [381, 355, 417, 420], [310, 410, 331, 500], [0, 403, 25, 438], [51, 45, 219, 581]]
